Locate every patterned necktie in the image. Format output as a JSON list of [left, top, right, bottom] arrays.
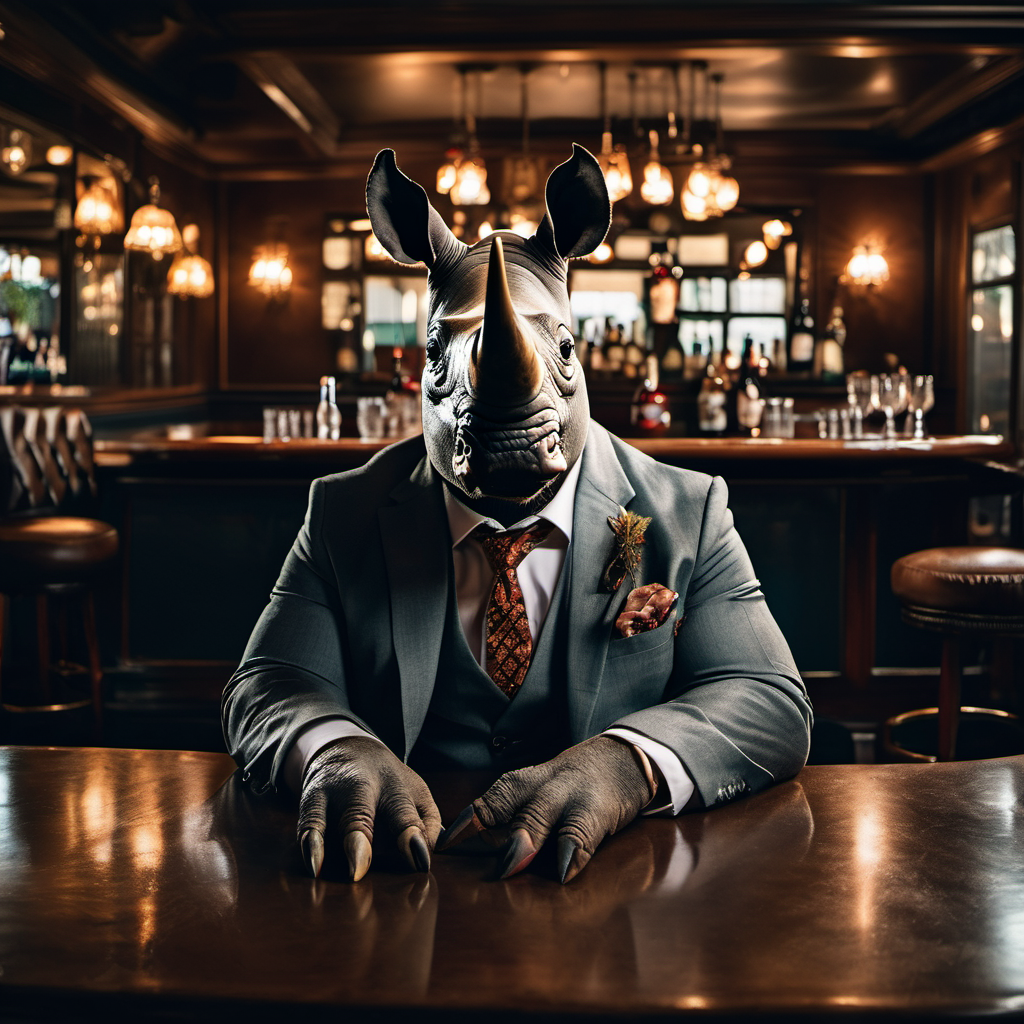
[[472, 521, 554, 697]]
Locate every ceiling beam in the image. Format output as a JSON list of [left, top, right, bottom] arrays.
[[234, 52, 340, 157]]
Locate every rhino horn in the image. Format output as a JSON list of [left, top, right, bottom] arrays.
[[472, 235, 542, 406]]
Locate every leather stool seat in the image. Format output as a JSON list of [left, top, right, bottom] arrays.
[[0, 517, 119, 590], [891, 546, 1024, 626], [889, 546, 1024, 762]]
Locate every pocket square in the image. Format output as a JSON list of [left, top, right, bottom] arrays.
[[615, 583, 679, 638]]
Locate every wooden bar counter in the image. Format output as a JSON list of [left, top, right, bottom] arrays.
[[1, 745, 1022, 1022], [88, 427, 1020, 726]]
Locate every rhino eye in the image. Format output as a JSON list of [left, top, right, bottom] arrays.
[[426, 331, 444, 365], [557, 329, 575, 362]]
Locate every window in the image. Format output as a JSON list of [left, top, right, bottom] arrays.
[[967, 224, 1015, 435]]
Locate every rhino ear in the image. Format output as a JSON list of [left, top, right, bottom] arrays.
[[366, 149, 464, 269], [537, 144, 611, 259]]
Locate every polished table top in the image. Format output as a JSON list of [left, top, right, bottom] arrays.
[[1, 746, 1023, 1022]]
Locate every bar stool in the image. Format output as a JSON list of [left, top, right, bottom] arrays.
[[0, 407, 118, 737], [889, 546, 1024, 761]]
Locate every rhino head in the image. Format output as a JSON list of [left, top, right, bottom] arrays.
[[366, 145, 611, 522]]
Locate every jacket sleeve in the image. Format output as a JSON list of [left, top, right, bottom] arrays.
[[221, 478, 375, 793], [610, 475, 813, 809]]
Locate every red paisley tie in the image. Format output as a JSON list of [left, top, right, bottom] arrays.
[[472, 521, 554, 697]]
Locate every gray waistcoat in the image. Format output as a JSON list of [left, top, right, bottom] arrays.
[[409, 555, 571, 772]]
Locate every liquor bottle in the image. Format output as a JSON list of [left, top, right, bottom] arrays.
[[602, 318, 625, 375], [316, 375, 342, 440], [788, 298, 815, 373], [660, 326, 685, 381], [622, 322, 646, 379], [735, 335, 764, 434], [631, 355, 671, 436], [814, 305, 846, 381], [697, 367, 728, 435]]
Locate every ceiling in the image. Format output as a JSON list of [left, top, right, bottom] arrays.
[[1, 2, 1024, 173]]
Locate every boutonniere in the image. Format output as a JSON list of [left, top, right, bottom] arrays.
[[601, 505, 651, 593]]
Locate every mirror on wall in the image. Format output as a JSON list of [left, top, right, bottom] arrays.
[[0, 115, 72, 385]]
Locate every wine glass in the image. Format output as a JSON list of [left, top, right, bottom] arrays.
[[846, 372, 873, 437], [876, 373, 908, 439], [906, 374, 935, 438]]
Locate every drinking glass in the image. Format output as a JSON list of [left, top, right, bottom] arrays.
[[875, 373, 908, 439], [906, 374, 935, 438], [846, 372, 873, 437]]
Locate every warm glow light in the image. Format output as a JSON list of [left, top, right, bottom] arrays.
[[436, 148, 461, 195], [972, 313, 985, 332], [124, 178, 182, 260], [687, 163, 712, 198], [597, 130, 633, 203], [744, 240, 769, 267], [364, 233, 389, 261], [75, 178, 123, 236], [476, 221, 493, 241], [762, 218, 792, 249], [450, 155, 489, 205], [716, 175, 740, 211], [639, 130, 673, 206], [46, 144, 73, 166], [845, 245, 890, 287], [1, 128, 31, 175], [248, 241, 291, 295], [588, 241, 614, 264], [167, 223, 214, 298], [681, 188, 709, 221]]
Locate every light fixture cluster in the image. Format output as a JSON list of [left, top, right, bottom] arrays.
[[678, 71, 739, 221]]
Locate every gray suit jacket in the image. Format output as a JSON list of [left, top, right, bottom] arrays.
[[222, 421, 812, 807]]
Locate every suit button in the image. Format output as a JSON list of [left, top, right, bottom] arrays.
[[491, 735, 508, 752]]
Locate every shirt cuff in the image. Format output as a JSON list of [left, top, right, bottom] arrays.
[[603, 727, 695, 816], [283, 717, 385, 794]]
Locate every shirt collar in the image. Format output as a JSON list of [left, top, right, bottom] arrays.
[[444, 454, 582, 549]]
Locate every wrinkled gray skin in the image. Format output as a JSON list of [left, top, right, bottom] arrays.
[[366, 144, 610, 524], [296, 148, 654, 885]]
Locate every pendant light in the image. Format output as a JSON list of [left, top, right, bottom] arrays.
[[639, 129, 674, 206], [680, 64, 739, 221], [1, 127, 32, 176], [505, 67, 544, 237], [450, 69, 489, 206], [74, 176, 123, 237], [167, 224, 215, 298], [596, 63, 632, 203], [124, 177, 182, 260]]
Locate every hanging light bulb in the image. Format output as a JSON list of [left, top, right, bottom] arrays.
[[449, 69, 489, 206], [681, 187, 709, 222], [124, 177, 182, 260], [762, 218, 793, 249], [640, 130, 674, 205], [596, 64, 632, 203], [74, 177, 123, 236], [679, 66, 740, 220], [167, 224, 214, 298], [436, 147, 462, 195], [1, 128, 32, 175]]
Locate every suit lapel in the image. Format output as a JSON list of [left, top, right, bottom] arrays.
[[379, 455, 451, 760], [566, 423, 636, 741]]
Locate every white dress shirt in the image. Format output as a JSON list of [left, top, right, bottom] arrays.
[[285, 455, 695, 815]]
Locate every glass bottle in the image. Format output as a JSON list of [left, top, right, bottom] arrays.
[[788, 298, 815, 373], [316, 375, 342, 440], [697, 367, 728, 435], [631, 355, 671, 436]]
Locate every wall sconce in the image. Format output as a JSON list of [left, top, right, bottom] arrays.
[[124, 177, 182, 259], [844, 245, 890, 287], [248, 241, 292, 296], [167, 224, 214, 298], [74, 177, 123, 238]]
